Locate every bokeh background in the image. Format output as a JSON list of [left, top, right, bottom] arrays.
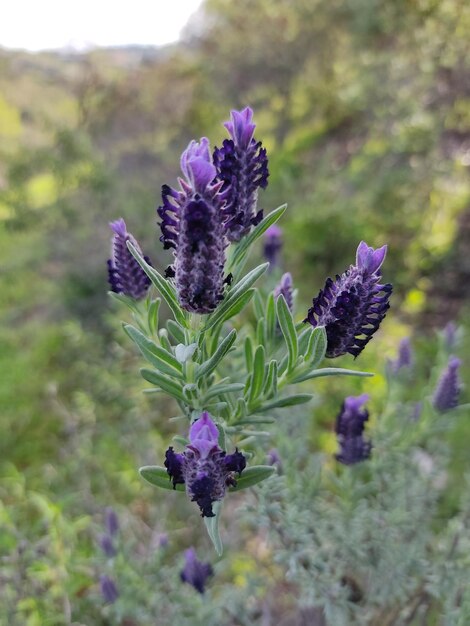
[[1, 0, 469, 624]]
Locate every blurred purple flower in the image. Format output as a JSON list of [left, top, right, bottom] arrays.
[[274, 272, 294, 313], [335, 394, 372, 465], [214, 107, 269, 242], [107, 218, 151, 299], [305, 241, 392, 358], [180, 547, 213, 594], [432, 356, 462, 413], [98, 534, 116, 558], [104, 508, 119, 537], [263, 224, 283, 268], [267, 448, 282, 471], [157, 138, 227, 314], [443, 321, 458, 351], [164, 412, 246, 517], [389, 337, 413, 374], [99, 575, 119, 604]]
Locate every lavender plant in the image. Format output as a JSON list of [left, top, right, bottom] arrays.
[[108, 107, 391, 555]]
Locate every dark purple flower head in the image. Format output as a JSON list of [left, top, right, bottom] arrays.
[[213, 107, 269, 242], [107, 218, 151, 299], [432, 356, 462, 413], [305, 241, 392, 358], [157, 138, 227, 314], [274, 272, 294, 312], [335, 393, 372, 465], [98, 534, 116, 558], [164, 412, 246, 517], [264, 224, 283, 269], [180, 547, 213, 594], [99, 575, 119, 604], [389, 337, 413, 374]]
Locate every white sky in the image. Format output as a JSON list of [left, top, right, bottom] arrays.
[[0, 0, 204, 51]]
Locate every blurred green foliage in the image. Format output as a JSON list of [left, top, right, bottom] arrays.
[[0, 0, 469, 622]]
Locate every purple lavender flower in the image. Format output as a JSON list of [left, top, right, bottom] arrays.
[[264, 224, 283, 268], [164, 412, 246, 517], [432, 356, 462, 413], [180, 547, 213, 594], [104, 508, 119, 537], [98, 534, 116, 558], [305, 241, 392, 358], [107, 218, 151, 299], [335, 394, 372, 465], [157, 138, 227, 314], [99, 575, 119, 604], [213, 107, 269, 242], [267, 448, 282, 471], [389, 337, 413, 374], [274, 272, 294, 312]]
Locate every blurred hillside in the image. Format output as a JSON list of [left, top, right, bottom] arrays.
[[1, 0, 469, 329]]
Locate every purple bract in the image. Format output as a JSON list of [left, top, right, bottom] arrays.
[[274, 272, 294, 313], [432, 356, 461, 413]]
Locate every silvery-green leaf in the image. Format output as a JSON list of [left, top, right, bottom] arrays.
[[127, 241, 188, 328], [108, 291, 141, 314], [172, 435, 189, 447], [140, 368, 186, 402], [203, 289, 256, 332], [139, 466, 185, 492], [265, 293, 276, 343], [123, 324, 183, 379], [248, 344, 266, 405], [262, 360, 278, 398], [196, 329, 237, 379], [258, 393, 313, 411], [292, 368, 374, 383], [253, 290, 265, 321], [305, 326, 327, 367], [204, 500, 223, 556], [244, 336, 254, 372], [175, 343, 198, 364], [276, 294, 298, 372], [204, 383, 245, 402], [166, 320, 186, 344], [147, 298, 161, 335], [229, 466, 276, 491], [256, 318, 266, 347]]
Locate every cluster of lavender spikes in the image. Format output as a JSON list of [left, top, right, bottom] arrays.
[[335, 394, 372, 465], [164, 412, 246, 517], [157, 107, 269, 313]]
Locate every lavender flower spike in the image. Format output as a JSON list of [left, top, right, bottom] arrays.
[[305, 241, 392, 358], [99, 575, 119, 604], [107, 218, 152, 299], [274, 272, 294, 312], [335, 394, 372, 465], [180, 547, 213, 594], [389, 337, 413, 374], [157, 138, 227, 314], [432, 356, 462, 413], [213, 107, 269, 242], [164, 412, 246, 517], [264, 224, 283, 268]]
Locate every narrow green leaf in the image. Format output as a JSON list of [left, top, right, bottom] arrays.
[[291, 368, 374, 383], [229, 466, 276, 492], [123, 324, 183, 378], [203, 263, 268, 331], [148, 298, 161, 335], [139, 466, 185, 492], [140, 368, 186, 402], [230, 204, 287, 272], [204, 501, 223, 556], [196, 329, 237, 379], [203, 289, 256, 332], [258, 393, 313, 412], [276, 294, 298, 372], [305, 326, 327, 367], [265, 293, 277, 343], [204, 383, 245, 401], [244, 336, 253, 372], [256, 318, 266, 347], [127, 241, 188, 327], [232, 416, 276, 426], [175, 343, 198, 364], [108, 291, 141, 314], [166, 319, 186, 344], [248, 345, 266, 405], [253, 290, 265, 321], [262, 359, 278, 398]]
